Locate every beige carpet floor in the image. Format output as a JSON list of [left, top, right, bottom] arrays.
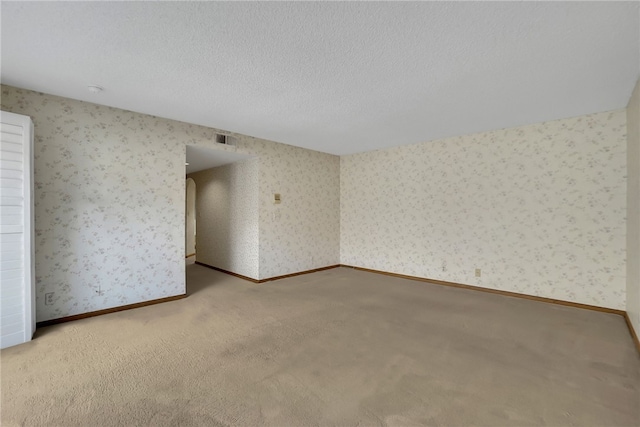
[[1, 265, 639, 426]]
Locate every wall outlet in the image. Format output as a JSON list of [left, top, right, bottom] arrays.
[[45, 292, 54, 305], [475, 268, 481, 277]]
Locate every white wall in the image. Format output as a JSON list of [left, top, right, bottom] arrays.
[[188, 159, 260, 279], [627, 77, 640, 334], [341, 110, 627, 309]]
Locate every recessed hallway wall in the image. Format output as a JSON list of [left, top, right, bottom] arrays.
[[188, 159, 260, 280]]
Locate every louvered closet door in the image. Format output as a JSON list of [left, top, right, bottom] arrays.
[[0, 111, 34, 349]]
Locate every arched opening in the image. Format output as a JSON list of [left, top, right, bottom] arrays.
[[185, 177, 196, 265]]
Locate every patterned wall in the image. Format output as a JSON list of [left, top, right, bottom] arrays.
[[254, 142, 340, 279], [0, 86, 208, 321], [188, 159, 260, 279], [188, 143, 340, 280], [1, 83, 628, 319], [341, 110, 627, 309], [1, 85, 340, 320], [627, 77, 640, 332]]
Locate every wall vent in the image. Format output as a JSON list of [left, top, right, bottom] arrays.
[[215, 134, 227, 145]]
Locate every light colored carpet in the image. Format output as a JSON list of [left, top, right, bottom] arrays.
[[1, 265, 639, 426]]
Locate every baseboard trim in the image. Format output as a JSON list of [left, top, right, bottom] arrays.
[[623, 312, 640, 354], [194, 261, 340, 283], [259, 265, 341, 283], [340, 264, 625, 316], [185, 253, 196, 258], [36, 294, 187, 328], [195, 262, 260, 283]]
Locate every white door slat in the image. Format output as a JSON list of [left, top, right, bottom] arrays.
[[0, 206, 23, 215], [0, 225, 23, 234], [0, 277, 22, 292], [1, 259, 22, 271], [0, 250, 22, 261], [1, 111, 33, 349], [0, 187, 22, 198], [0, 123, 23, 134], [0, 159, 22, 171], [0, 232, 22, 242], [0, 298, 22, 316], [0, 169, 22, 179], [0, 332, 27, 349], [1, 283, 23, 299], [0, 214, 22, 226], [0, 196, 24, 206], [0, 178, 23, 189], [1, 134, 23, 146], [1, 318, 24, 336], [0, 150, 22, 162]]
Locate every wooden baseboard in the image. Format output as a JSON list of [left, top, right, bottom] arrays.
[[339, 264, 625, 316], [259, 265, 340, 282], [36, 294, 186, 328], [195, 262, 260, 283], [194, 261, 340, 283], [185, 253, 196, 258], [623, 312, 640, 355]]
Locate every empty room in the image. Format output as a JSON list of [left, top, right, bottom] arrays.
[[1, 2, 639, 426]]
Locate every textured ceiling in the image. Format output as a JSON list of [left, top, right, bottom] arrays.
[[2, 2, 638, 155]]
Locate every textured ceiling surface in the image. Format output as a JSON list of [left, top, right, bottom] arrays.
[[2, 2, 638, 155]]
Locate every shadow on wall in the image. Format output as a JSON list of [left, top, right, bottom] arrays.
[[185, 177, 196, 259]]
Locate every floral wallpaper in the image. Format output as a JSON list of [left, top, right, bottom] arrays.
[[254, 142, 340, 279], [188, 142, 340, 281], [187, 131, 341, 281], [1, 86, 220, 321], [188, 159, 260, 280], [627, 77, 640, 333], [341, 110, 627, 310], [1, 82, 628, 321], [1, 85, 340, 321]]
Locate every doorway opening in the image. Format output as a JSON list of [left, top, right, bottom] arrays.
[[184, 145, 256, 295]]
